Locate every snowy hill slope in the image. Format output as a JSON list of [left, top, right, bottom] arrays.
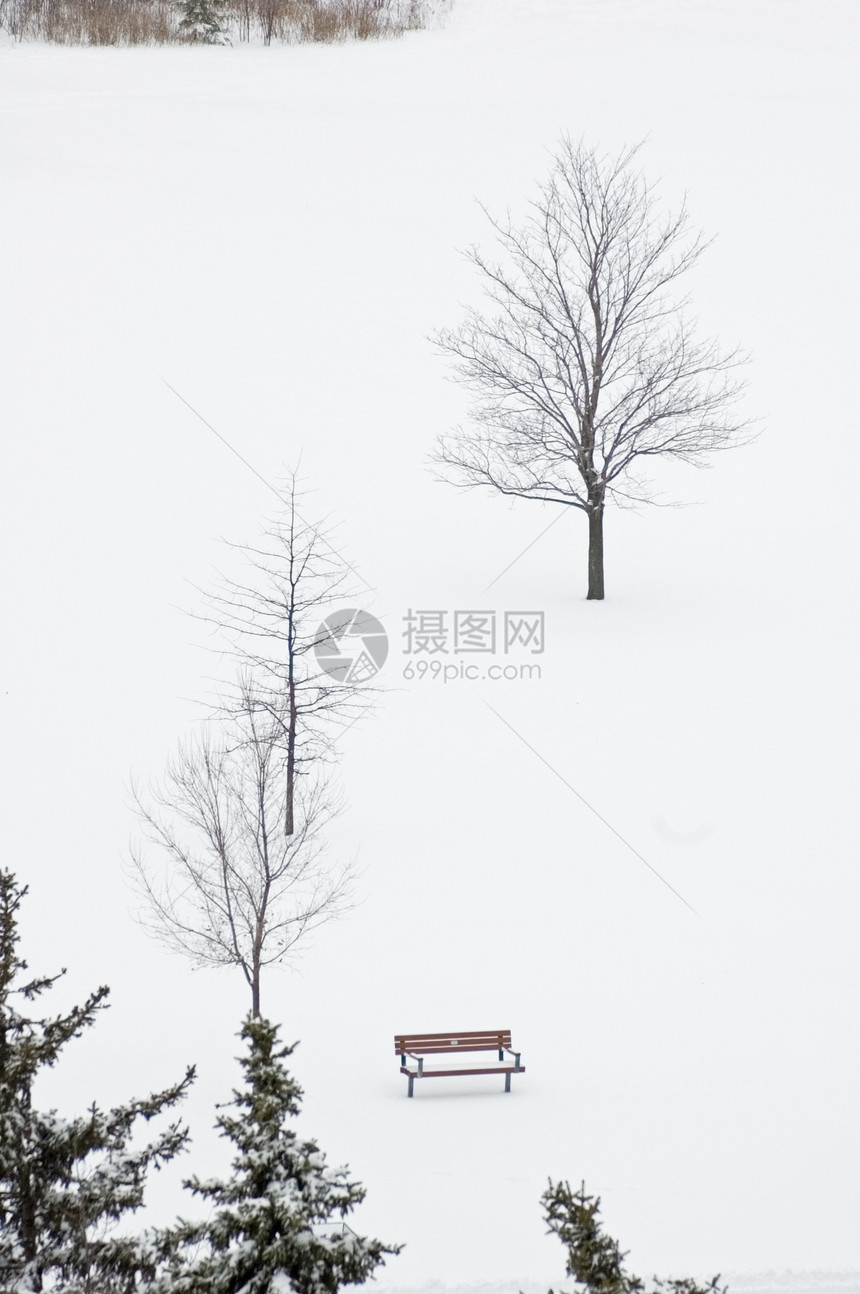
[[1, 0, 859, 1285]]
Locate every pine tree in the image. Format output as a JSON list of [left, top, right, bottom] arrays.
[[156, 1015, 401, 1294], [541, 1180, 726, 1294], [0, 870, 195, 1293], [177, 0, 228, 44]]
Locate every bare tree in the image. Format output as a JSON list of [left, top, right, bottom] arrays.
[[129, 478, 378, 1012], [433, 138, 751, 599], [130, 681, 355, 1018], [199, 474, 374, 837]]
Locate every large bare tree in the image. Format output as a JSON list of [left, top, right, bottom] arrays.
[[433, 138, 751, 599], [130, 681, 354, 1018]]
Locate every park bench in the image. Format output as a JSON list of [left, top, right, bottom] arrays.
[[394, 1030, 525, 1097]]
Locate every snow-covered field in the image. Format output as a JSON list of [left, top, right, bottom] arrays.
[[2, 0, 860, 1287]]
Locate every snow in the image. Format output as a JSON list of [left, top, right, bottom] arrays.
[[1, 0, 860, 1289]]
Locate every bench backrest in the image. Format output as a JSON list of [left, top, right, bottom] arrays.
[[394, 1030, 512, 1056]]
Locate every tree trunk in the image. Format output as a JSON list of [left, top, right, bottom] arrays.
[[586, 504, 605, 600], [285, 677, 296, 836]]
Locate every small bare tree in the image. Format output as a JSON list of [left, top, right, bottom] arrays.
[[433, 138, 751, 599], [130, 682, 354, 1018], [200, 475, 374, 837]]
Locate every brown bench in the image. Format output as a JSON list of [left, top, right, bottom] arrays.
[[394, 1030, 525, 1097]]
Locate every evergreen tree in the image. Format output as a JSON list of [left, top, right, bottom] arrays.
[[156, 1016, 401, 1294], [177, 0, 228, 44], [0, 870, 194, 1293], [541, 1180, 725, 1294]]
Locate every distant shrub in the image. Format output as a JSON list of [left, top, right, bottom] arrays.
[[0, 0, 448, 43], [178, 0, 226, 41]]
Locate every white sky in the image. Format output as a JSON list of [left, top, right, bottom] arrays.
[[1, 0, 859, 1286]]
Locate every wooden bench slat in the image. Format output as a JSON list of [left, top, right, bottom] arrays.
[[396, 1029, 509, 1038], [394, 1031, 511, 1053], [400, 1043, 506, 1055], [395, 1031, 510, 1041], [400, 1064, 524, 1078]]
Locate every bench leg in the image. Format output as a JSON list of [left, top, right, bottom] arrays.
[[408, 1075, 414, 1098], [505, 1072, 511, 1093]]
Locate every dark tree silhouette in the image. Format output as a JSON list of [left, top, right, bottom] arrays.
[[154, 1016, 400, 1294], [0, 871, 194, 1293], [541, 1179, 726, 1294]]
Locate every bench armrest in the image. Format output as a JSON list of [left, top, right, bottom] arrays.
[[503, 1047, 522, 1067], [404, 1052, 424, 1075]]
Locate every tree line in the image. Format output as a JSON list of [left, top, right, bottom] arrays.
[[0, 869, 398, 1292], [0, 0, 436, 47]]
